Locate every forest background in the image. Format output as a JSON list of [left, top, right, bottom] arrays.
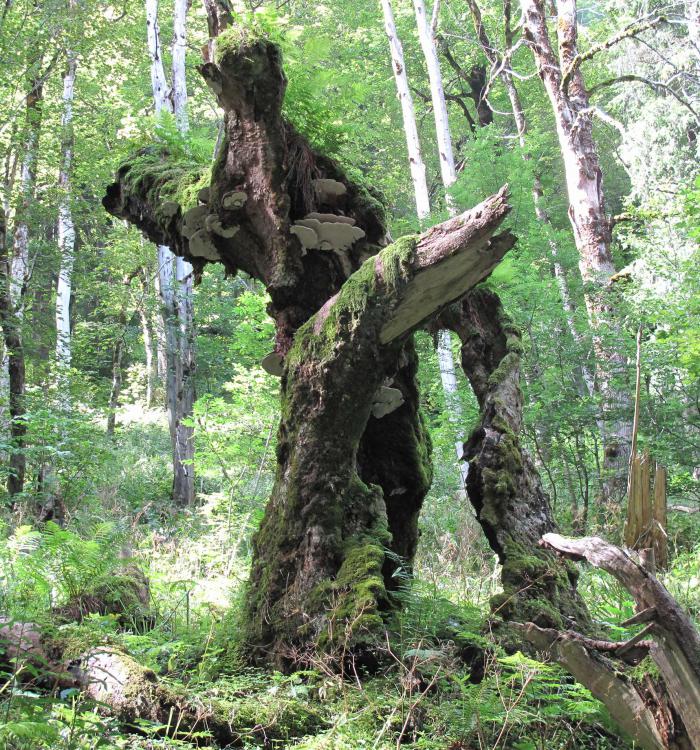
[[0, 0, 699, 747]]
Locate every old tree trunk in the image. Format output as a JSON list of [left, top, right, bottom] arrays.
[[102, 31, 574, 668]]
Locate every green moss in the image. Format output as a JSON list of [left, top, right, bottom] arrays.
[[119, 148, 209, 222], [215, 23, 278, 67], [487, 351, 519, 387], [630, 654, 661, 683], [286, 236, 418, 372]]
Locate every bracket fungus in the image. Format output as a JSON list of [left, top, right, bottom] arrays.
[[188, 229, 221, 261], [305, 212, 356, 226], [371, 386, 405, 419], [261, 352, 285, 377], [222, 190, 247, 210], [205, 214, 239, 239], [182, 205, 209, 239], [313, 178, 347, 203], [290, 224, 319, 253]]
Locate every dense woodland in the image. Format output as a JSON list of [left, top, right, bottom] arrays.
[[0, 0, 699, 747]]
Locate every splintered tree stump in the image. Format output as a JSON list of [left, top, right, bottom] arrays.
[[245, 195, 515, 668]]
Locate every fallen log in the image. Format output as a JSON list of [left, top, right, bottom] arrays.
[[519, 534, 700, 750]]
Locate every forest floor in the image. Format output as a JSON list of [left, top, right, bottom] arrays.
[[1, 408, 699, 750]]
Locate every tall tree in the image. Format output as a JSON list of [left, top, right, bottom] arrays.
[[145, 0, 196, 505], [411, 0, 468, 483], [380, 0, 431, 222], [465, 0, 596, 400], [521, 0, 632, 501], [0, 71, 45, 497], [55, 50, 77, 377]]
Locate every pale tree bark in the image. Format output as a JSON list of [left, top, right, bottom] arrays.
[[411, 0, 468, 482], [55, 52, 77, 377], [467, 0, 596, 400], [522, 0, 632, 502], [381, 0, 431, 222], [412, 0, 456, 199], [171, 0, 196, 506], [146, 0, 195, 505]]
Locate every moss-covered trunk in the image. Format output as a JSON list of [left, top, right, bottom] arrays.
[[441, 289, 590, 630], [103, 31, 516, 669]]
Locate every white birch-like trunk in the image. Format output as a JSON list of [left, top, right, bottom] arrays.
[[381, 0, 431, 221], [171, 0, 195, 506], [172, 0, 189, 132], [55, 52, 77, 375], [436, 329, 469, 483], [413, 0, 456, 194], [146, 0, 195, 504], [522, 0, 632, 501], [411, 0, 467, 483]]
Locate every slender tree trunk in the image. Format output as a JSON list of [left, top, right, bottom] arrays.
[[522, 0, 632, 502], [146, 0, 195, 505], [106, 313, 126, 438], [153, 267, 167, 379], [172, 0, 188, 133], [403, 0, 467, 483], [1, 75, 43, 497], [171, 0, 196, 506], [467, 0, 596, 400], [0, 207, 26, 499], [138, 271, 156, 408], [55, 52, 77, 380], [380, 0, 431, 221], [412, 0, 456, 199]]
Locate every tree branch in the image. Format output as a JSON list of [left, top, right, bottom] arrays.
[[561, 16, 667, 92]]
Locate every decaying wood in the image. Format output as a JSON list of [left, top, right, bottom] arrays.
[[516, 622, 666, 750], [104, 29, 520, 668], [245, 191, 514, 669], [540, 533, 700, 748]]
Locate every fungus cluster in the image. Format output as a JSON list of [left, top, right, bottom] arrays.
[[179, 190, 247, 263]]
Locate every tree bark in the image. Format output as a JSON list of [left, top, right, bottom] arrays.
[[137, 270, 156, 408], [413, 0, 456, 198], [55, 42, 77, 380], [0, 206, 26, 499], [103, 34, 514, 668], [245, 194, 514, 669], [0, 74, 43, 497], [171, 0, 196, 506], [522, 0, 632, 502], [411, 0, 468, 483], [146, 0, 196, 505], [381, 0, 431, 221], [439, 289, 591, 630]]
